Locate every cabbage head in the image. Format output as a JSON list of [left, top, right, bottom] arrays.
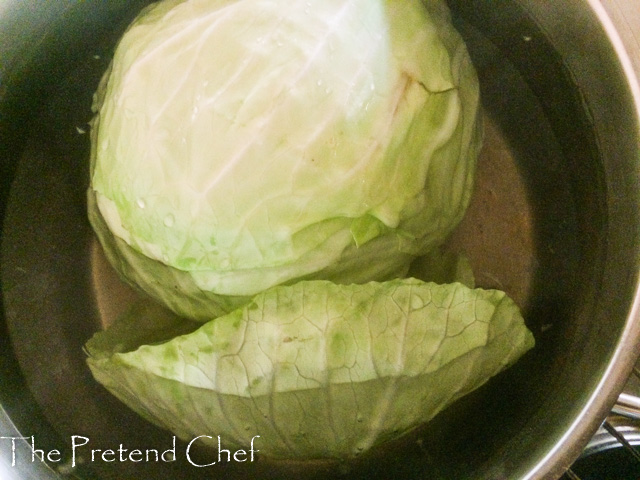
[[89, 0, 482, 321]]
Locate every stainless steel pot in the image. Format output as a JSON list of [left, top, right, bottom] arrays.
[[1, 1, 639, 479]]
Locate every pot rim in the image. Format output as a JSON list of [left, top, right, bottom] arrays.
[[523, 1, 640, 478], [1, 1, 640, 479]]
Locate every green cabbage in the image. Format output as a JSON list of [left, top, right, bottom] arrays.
[[89, 0, 482, 320], [86, 278, 534, 459], [86, 0, 534, 461]]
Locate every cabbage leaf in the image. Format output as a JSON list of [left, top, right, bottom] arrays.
[[86, 278, 534, 459]]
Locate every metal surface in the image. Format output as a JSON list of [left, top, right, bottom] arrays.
[[614, 393, 640, 421], [564, 361, 640, 479], [569, 416, 640, 479], [1, 1, 640, 480], [566, 363, 640, 479]]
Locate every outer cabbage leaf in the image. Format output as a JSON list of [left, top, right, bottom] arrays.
[[86, 278, 534, 459], [88, 188, 249, 320], [89, 0, 482, 319]]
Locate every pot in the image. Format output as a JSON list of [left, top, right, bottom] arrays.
[[1, 1, 639, 479]]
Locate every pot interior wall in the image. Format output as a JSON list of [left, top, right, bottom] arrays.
[[1, 1, 639, 479]]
